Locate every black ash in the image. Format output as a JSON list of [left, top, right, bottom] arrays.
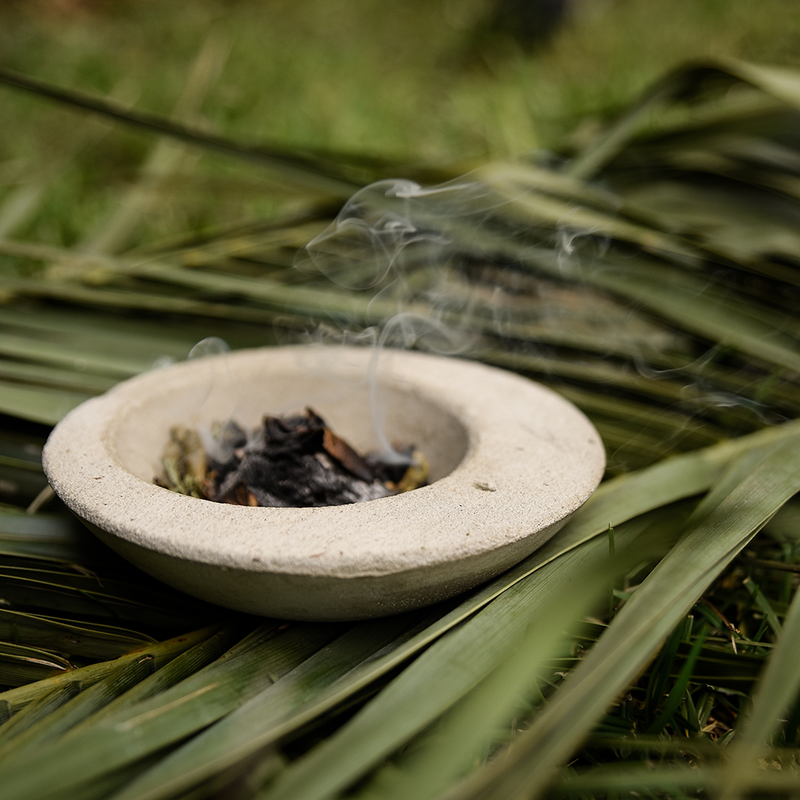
[[158, 408, 428, 507]]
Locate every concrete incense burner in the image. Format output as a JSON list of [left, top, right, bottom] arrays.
[[43, 346, 605, 620]]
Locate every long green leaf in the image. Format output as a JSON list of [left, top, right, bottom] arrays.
[[0, 683, 80, 746], [257, 538, 620, 800], [0, 642, 72, 687], [0, 655, 156, 762], [105, 615, 422, 800], [0, 622, 341, 800], [447, 429, 800, 800], [0, 381, 92, 426]]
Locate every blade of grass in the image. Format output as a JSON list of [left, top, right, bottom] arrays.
[[0, 359, 115, 394], [0, 507, 113, 565], [645, 627, 709, 735], [480, 163, 702, 261], [565, 58, 800, 182], [721, 58, 800, 112], [0, 305, 210, 357], [742, 576, 783, 638], [564, 62, 717, 180], [717, 575, 800, 799], [0, 239, 402, 326], [68, 624, 249, 730], [0, 274, 279, 330], [0, 327, 176, 379]]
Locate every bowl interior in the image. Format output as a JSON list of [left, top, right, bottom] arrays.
[[109, 353, 471, 489]]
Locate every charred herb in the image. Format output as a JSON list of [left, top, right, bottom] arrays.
[[157, 408, 428, 507]]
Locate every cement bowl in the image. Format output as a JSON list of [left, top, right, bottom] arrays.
[[42, 346, 605, 620]]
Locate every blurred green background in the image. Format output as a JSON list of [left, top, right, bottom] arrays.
[[3, 0, 800, 244]]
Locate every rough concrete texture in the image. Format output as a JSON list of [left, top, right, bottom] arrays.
[[43, 345, 605, 620]]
